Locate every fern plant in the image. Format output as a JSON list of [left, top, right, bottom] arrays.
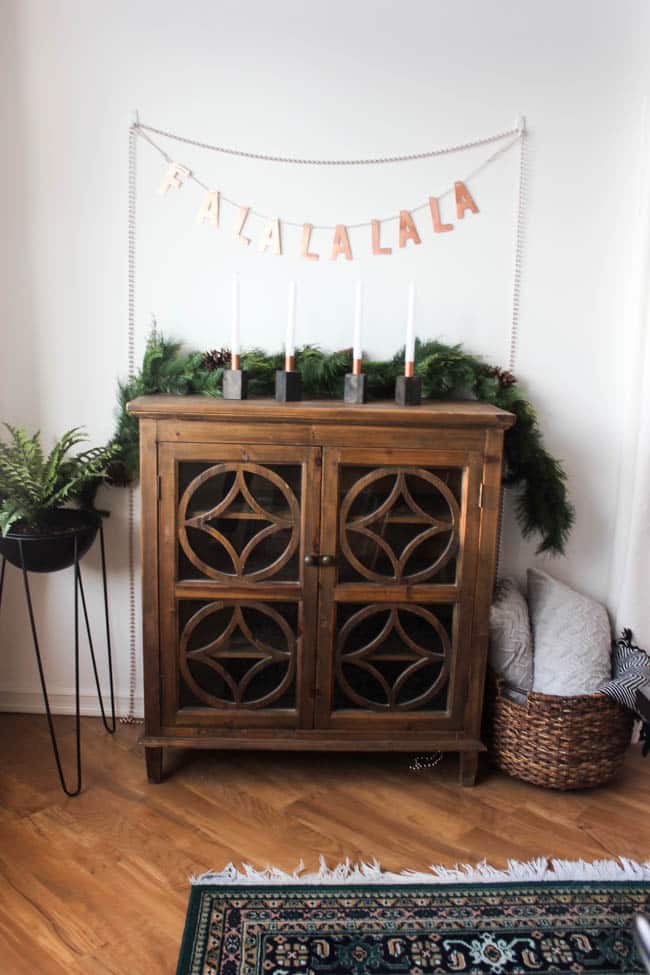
[[0, 425, 115, 536]]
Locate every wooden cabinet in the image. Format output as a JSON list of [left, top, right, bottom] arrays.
[[128, 396, 514, 786]]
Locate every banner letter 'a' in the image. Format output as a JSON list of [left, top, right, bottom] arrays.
[[454, 181, 479, 219], [196, 191, 220, 226], [399, 210, 421, 248], [330, 225, 353, 261], [259, 218, 282, 255]]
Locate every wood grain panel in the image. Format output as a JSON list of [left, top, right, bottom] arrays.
[[154, 418, 488, 451], [139, 418, 161, 741], [128, 396, 515, 429], [130, 397, 515, 787], [157, 441, 321, 736]]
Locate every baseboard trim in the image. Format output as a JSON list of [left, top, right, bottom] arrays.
[[0, 689, 144, 719]]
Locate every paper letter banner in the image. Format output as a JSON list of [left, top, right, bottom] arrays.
[[135, 117, 526, 262]]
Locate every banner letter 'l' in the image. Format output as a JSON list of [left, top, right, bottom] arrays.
[[428, 197, 453, 233], [372, 220, 392, 255], [233, 206, 252, 246], [300, 224, 320, 260]]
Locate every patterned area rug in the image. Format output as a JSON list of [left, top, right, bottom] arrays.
[[177, 881, 649, 974]]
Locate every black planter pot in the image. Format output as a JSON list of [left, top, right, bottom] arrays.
[[0, 509, 101, 573]]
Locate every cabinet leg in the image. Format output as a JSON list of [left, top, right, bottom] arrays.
[[459, 750, 479, 787], [145, 747, 164, 784]]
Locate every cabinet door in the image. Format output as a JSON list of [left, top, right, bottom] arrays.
[[158, 442, 321, 730], [315, 446, 483, 731]]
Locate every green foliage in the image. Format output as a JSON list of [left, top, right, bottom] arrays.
[[494, 393, 574, 555], [0, 425, 116, 535], [110, 331, 574, 555], [337, 340, 570, 551], [110, 337, 224, 482], [414, 341, 575, 554], [241, 347, 284, 395], [298, 346, 350, 397]]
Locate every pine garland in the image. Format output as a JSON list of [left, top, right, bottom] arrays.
[[110, 333, 574, 555]]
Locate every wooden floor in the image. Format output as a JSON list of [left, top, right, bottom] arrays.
[[0, 714, 648, 974]]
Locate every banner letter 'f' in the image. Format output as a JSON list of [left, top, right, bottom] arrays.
[[159, 162, 190, 194]]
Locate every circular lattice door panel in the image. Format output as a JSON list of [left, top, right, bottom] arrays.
[[179, 601, 296, 709], [339, 468, 460, 583], [178, 463, 300, 581], [336, 603, 452, 711]]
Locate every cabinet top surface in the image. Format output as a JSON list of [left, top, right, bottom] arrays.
[[127, 395, 515, 428]]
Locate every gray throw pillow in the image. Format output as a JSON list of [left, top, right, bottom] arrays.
[[528, 568, 611, 695], [489, 578, 533, 695]]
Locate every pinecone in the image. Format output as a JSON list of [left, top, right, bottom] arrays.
[[202, 348, 231, 372], [486, 365, 517, 388]]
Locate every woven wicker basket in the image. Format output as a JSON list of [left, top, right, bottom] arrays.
[[485, 674, 633, 790]]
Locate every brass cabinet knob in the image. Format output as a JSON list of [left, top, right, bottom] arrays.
[[320, 554, 335, 566], [304, 554, 316, 566]]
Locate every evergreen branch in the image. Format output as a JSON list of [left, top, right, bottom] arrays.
[[108, 331, 575, 555]]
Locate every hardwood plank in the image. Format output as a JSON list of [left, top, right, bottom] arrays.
[[0, 714, 648, 975]]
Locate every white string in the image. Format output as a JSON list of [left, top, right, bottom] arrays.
[[496, 115, 528, 578], [122, 121, 142, 726], [137, 120, 520, 167], [508, 116, 527, 372], [137, 125, 522, 232]]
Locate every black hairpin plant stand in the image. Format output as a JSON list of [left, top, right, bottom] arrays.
[[0, 512, 116, 797]]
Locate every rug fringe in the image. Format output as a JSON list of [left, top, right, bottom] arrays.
[[191, 855, 650, 886]]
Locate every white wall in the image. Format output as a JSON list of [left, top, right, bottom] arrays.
[[1, 0, 648, 714]]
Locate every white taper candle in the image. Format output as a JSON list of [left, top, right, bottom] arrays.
[[405, 282, 416, 366], [231, 275, 240, 359], [286, 281, 296, 364], [353, 281, 363, 363]]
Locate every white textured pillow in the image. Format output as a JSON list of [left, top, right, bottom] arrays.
[[528, 568, 611, 695], [489, 578, 533, 694]]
